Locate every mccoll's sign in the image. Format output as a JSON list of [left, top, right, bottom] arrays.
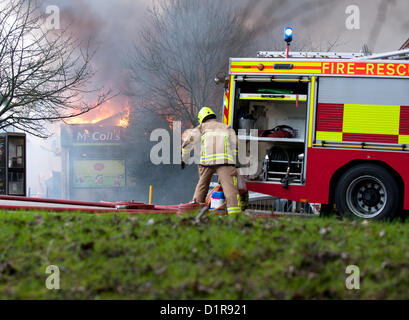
[[72, 125, 122, 145]]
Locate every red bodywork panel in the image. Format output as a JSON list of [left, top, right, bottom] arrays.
[[246, 147, 409, 210]]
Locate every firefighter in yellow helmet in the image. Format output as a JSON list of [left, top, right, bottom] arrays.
[[181, 107, 242, 215]]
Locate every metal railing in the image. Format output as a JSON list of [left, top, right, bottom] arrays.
[[247, 192, 319, 215], [256, 49, 409, 60]]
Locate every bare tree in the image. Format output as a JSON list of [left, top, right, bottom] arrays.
[[0, 0, 110, 138], [127, 0, 257, 127]]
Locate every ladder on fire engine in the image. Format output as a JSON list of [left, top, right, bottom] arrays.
[[356, 49, 409, 60], [257, 48, 409, 60], [257, 51, 365, 59]]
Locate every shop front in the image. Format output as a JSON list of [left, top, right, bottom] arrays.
[[60, 124, 129, 202]]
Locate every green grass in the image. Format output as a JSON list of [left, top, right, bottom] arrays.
[[0, 210, 409, 299]]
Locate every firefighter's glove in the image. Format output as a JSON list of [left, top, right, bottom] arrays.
[[181, 161, 186, 170]]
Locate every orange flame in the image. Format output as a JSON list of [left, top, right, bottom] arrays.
[[66, 99, 131, 128], [118, 107, 130, 128], [166, 115, 174, 129]]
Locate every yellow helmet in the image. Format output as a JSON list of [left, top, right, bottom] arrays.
[[198, 107, 216, 124]]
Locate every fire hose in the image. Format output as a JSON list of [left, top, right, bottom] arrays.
[[266, 146, 296, 189]]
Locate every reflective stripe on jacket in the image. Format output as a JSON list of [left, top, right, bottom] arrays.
[[182, 119, 238, 166]]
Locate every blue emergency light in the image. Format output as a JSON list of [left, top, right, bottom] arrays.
[[284, 27, 293, 43]]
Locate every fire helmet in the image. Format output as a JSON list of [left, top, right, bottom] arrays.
[[198, 107, 216, 124]]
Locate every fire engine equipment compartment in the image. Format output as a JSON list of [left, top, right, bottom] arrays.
[[226, 49, 409, 219], [0, 132, 26, 196], [233, 78, 309, 183]]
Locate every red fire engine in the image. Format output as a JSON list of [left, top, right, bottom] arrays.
[[222, 48, 409, 220]]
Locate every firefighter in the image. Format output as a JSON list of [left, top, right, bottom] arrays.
[[181, 107, 242, 215]]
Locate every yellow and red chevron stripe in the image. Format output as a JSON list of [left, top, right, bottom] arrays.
[[230, 60, 409, 77], [223, 92, 229, 124], [223, 76, 234, 125]]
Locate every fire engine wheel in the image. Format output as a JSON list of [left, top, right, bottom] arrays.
[[335, 164, 399, 220]]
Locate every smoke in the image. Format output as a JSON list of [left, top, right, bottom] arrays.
[[39, 0, 147, 89], [39, 0, 409, 90], [35, 0, 409, 106], [27, 126, 62, 197]]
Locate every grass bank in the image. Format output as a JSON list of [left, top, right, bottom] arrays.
[[0, 211, 408, 299]]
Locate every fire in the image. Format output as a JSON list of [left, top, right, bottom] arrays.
[[66, 99, 131, 128], [165, 115, 174, 129], [117, 107, 130, 128]]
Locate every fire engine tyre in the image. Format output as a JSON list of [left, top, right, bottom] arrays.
[[335, 164, 400, 220]]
